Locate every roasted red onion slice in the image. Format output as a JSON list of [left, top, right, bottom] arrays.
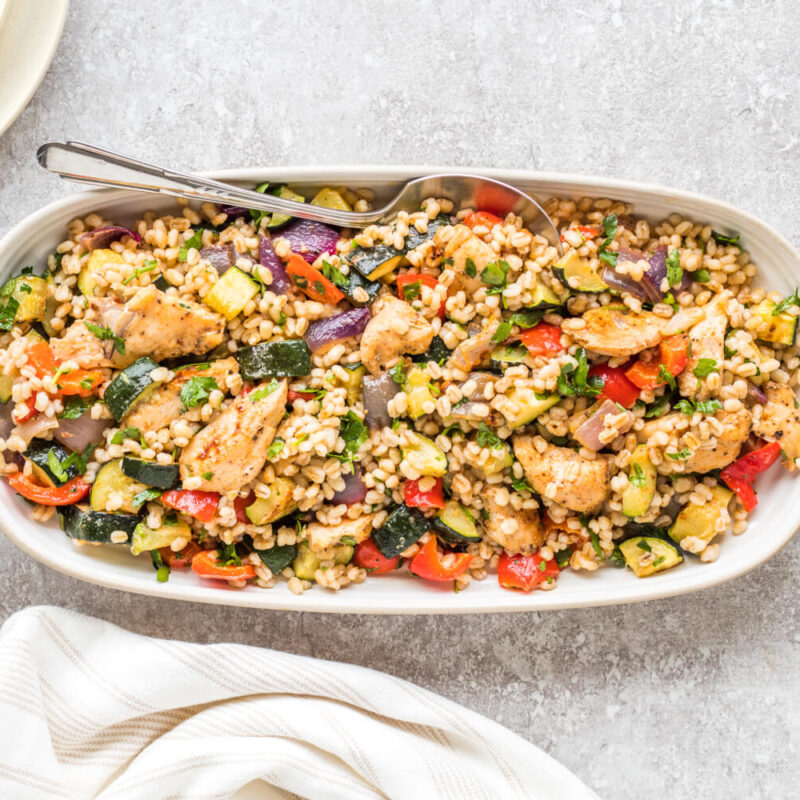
[[199, 245, 234, 274], [305, 308, 370, 353], [747, 380, 768, 405], [280, 219, 340, 264], [363, 371, 400, 430], [55, 414, 110, 453], [332, 467, 368, 505], [568, 398, 633, 451], [219, 205, 249, 218], [80, 226, 141, 251], [14, 415, 58, 446], [258, 235, 292, 294]]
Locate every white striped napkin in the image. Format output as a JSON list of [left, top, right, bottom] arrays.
[[0, 606, 599, 800]]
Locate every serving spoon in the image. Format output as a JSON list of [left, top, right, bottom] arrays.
[[37, 140, 562, 250]]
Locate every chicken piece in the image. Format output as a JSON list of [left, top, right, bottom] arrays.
[[562, 306, 705, 357], [753, 382, 800, 471], [482, 485, 544, 553], [638, 408, 752, 473], [49, 320, 116, 369], [126, 357, 239, 432], [360, 295, 435, 375], [447, 319, 500, 374], [437, 224, 494, 296], [93, 286, 225, 366], [179, 378, 287, 494], [678, 306, 726, 400], [306, 514, 377, 552], [513, 437, 612, 513]]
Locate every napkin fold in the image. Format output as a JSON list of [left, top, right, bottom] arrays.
[[0, 606, 598, 800]]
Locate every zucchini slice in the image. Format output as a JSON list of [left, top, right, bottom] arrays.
[[203, 267, 259, 321], [245, 477, 298, 525], [130, 519, 192, 556], [311, 187, 352, 211], [619, 536, 682, 577], [235, 339, 312, 381], [335, 362, 365, 404], [529, 278, 564, 309], [621, 444, 657, 518], [25, 439, 82, 487], [669, 485, 732, 549], [91, 458, 149, 514], [254, 543, 298, 573], [490, 344, 528, 369], [373, 504, 430, 558], [0, 275, 48, 322], [552, 251, 608, 293], [400, 433, 448, 477], [749, 300, 798, 346], [59, 504, 140, 543], [78, 249, 126, 296], [261, 185, 306, 229], [121, 457, 179, 490], [496, 387, 560, 429], [432, 500, 481, 546], [339, 267, 382, 306], [104, 357, 162, 422], [292, 542, 320, 580], [405, 366, 436, 420]]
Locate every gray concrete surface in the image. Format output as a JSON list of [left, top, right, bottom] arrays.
[[0, 1, 798, 797]]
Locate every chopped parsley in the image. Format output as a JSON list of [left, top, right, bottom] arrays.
[[0, 297, 19, 331], [321, 260, 348, 289], [608, 546, 625, 568], [657, 364, 676, 391], [201, 471, 213, 480], [694, 269, 710, 283], [589, 530, 603, 559], [151, 550, 169, 583], [180, 376, 218, 409], [555, 548, 572, 568], [629, 463, 646, 488], [465, 257, 477, 278], [111, 426, 147, 447], [476, 422, 504, 450], [693, 358, 718, 378], [401, 279, 421, 301], [637, 539, 652, 553], [480, 259, 510, 288], [58, 396, 90, 419], [133, 488, 162, 509], [491, 321, 512, 343], [267, 438, 285, 459], [667, 448, 691, 460], [84, 322, 126, 355], [644, 396, 671, 419], [178, 229, 205, 262], [711, 230, 740, 247], [666, 248, 682, 286], [218, 542, 242, 567], [772, 290, 800, 316], [122, 259, 158, 285], [332, 410, 368, 473], [696, 399, 722, 414], [249, 378, 279, 402], [389, 362, 405, 385], [47, 449, 69, 483], [511, 474, 534, 493], [509, 308, 543, 329], [557, 348, 603, 398], [598, 214, 619, 267]]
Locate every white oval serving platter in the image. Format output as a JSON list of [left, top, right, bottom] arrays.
[[0, 166, 798, 614]]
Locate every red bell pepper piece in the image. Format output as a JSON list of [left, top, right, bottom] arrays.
[[408, 537, 473, 582], [560, 225, 598, 242], [13, 395, 38, 423], [8, 473, 91, 506], [720, 440, 781, 511], [396, 273, 445, 319], [588, 364, 640, 408], [161, 489, 220, 523], [625, 334, 689, 390], [497, 551, 560, 592], [354, 538, 401, 574], [403, 477, 446, 510], [191, 550, 256, 581], [234, 491, 255, 524], [287, 389, 317, 403], [159, 541, 202, 569], [518, 322, 563, 358], [463, 210, 503, 229]]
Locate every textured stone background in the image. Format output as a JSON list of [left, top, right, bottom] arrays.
[[1, 1, 799, 797]]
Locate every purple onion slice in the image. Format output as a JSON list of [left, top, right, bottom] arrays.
[[258, 235, 292, 294], [305, 308, 370, 353], [80, 226, 141, 251], [279, 219, 340, 264], [332, 467, 368, 505], [363, 371, 400, 431], [219, 205, 249, 218], [199, 245, 234, 274], [55, 414, 110, 453]]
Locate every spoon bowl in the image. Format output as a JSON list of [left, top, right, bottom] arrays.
[[37, 140, 562, 250]]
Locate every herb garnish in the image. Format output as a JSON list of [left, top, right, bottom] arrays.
[[666, 248, 682, 286], [133, 488, 162, 509], [629, 463, 646, 488], [693, 358, 718, 378], [711, 230, 740, 247], [122, 259, 159, 285], [321, 260, 348, 289], [249, 378, 279, 402], [180, 376, 218, 409], [332, 410, 368, 473], [178, 229, 205, 262], [557, 348, 603, 398], [597, 214, 618, 267], [85, 322, 126, 355], [772, 290, 800, 316]]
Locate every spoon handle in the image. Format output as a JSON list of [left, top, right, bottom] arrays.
[[37, 141, 378, 227]]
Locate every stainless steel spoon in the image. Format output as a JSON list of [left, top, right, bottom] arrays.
[[37, 140, 561, 250]]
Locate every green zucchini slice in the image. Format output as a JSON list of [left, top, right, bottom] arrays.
[[749, 300, 798, 346], [25, 439, 82, 487], [432, 500, 480, 546], [621, 444, 657, 519], [235, 340, 312, 381], [619, 536, 682, 577], [292, 542, 320, 580], [254, 543, 297, 574], [669, 485, 732, 549], [121, 457, 179, 490], [496, 387, 560, 429], [552, 251, 608, 293], [529, 278, 565, 309], [373, 504, 429, 558], [400, 434, 448, 477], [0, 275, 48, 322], [339, 267, 381, 306], [130, 519, 192, 556], [490, 344, 528, 369], [59, 505, 141, 543], [412, 336, 452, 365], [91, 458, 149, 514], [104, 357, 161, 422]]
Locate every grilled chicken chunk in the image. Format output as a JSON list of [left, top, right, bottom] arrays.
[[679, 308, 726, 400], [360, 295, 435, 375], [179, 379, 287, 494], [753, 382, 800, 470], [638, 407, 752, 472], [482, 485, 544, 552], [562, 306, 705, 357], [447, 319, 501, 374], [93, 286, 225, 366], [436, 224, 495, 296], [513, 437, 612, 513], [126, 357, 239, 432], [306, 514, 377, 552], [50, 320, 116, 369]]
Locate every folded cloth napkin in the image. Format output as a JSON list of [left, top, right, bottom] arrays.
[[0, 606, 599, 800]]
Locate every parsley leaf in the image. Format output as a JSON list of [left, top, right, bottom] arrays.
[[465, 257, 477, 278], [178, 229, 205, 262], [85, 322, 126, 355], [694, 269, 710, 283], [511, 474, 534, 493], [58, 396, 90, 419], [401, 279, 421, 301], [608, 546, 625, 568], [667, 448, 691, 460], [111, 426, 146, 447], [657, 364, 676, 391], [695, 399, 722, 414], [267, 438, 285, 459], [0, 297, 19, 331], [332, 410, 368, 472], [711, 230, 740, 247], [389, 362, 405, 385], [492, 321, 512, 343], [180, 376, 218, 409], [47, 449, 68, 483], [772, 290, 800, 316], [321, 260, 348, 289], [644, 396, 671, 419], [133, 488, 162, 509], [693, 358, 718, 378], [509, 308, 544, 329], [597, 214, 618, 267], [122, 259, 159, 285], [629, 463, 646, 488], [637, 538, 652, 552], [675, 399, 695, 415], [476, 422, 504, 450], [248, 378, 279, 402], [480, 260, 509, 287], [557, 348, 603, 398], [666, 248, 682, 287]]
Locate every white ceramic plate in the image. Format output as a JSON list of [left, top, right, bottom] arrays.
[[0, 0, 69, 138], [1, 166, 799, 614]]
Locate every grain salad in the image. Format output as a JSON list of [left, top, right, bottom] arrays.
[[0, 182, 798, 596]]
